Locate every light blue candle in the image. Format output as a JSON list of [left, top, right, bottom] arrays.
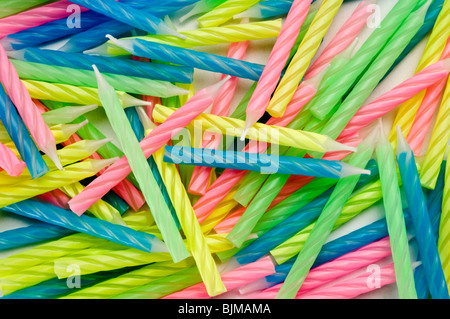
[[163, 145, 370, 178], [396, 126, 449, 299], [108, 36, 266, 81], [9, 47, 194, 84], [68, 0, 185, 38], [0, 85, 49, 179]]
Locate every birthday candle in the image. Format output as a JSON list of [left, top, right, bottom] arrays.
[[153, 104, 356, 154], [108, 35, 265, 81], [241, 0, 312, 138], [0, 85, 48, 179], [0, 141, 26, 177], [197, 0, 260, 28], [407, 43, 449, 155], [103, 19, 282, 55], [396, 127, 449, 299], [0, 45, 61, 169], [68, 0, 185, 38], [164, 146, 369, 178], [0, 10, 109, 51], [0, 159, 118, 208], [1, 200, 168, 257], [438, 153, 450, 288], [93, 66, 189, 264], [389, 0, 450, 144], [275, 137, 374, 299], [36, 189, 71, 210], [68, 77, 229, 216], [304, 1, 373, 80], [0, 0, 55, 19], [235, 0, 296, 19], [12, 60, 189, 98], [296, 263, 398, 299], [0, 222, 74, 252], [301, 0, 420, 122], [375, 124, 417, 299], [9, 47, 194, 83], [163, 256, 275, 299], [265, 0, 343, 118], [0, 0, 90, 38], [419, 77, 450, 189], [339, 59, 450, 140], [21, 80, 153, 108]]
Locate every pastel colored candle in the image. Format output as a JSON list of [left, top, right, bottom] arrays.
[[339, 59, 450, 140], [438, 154, 449, 288], [0, 141, 26, 176], [189, 40, 249, 195], [388, 0, 450, 145], [197, 0, 260, 28], [375, 124, 417, 299], [0, 44, 61, 169], [93, 66, 189, 264], [396, 127, 449, 299], [276, 140, 374, 299], [0, 0, 55, 19], [265, 0, 343, 118], [68, 77, 229, 215], [0, 85, 48, 178], [241, 0, 312, 138], [301, 0, 420, 122]]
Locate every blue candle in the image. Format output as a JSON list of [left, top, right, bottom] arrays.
[[59, 0, 199, 53], [395, 126, 449, 299], [68, 0, 184, 39], [0, 85, 48, 179], [0, 199, 168, 254], [108, 36, 266, 81], [9, 47, 194, 84], [163, 145, 370, 178]]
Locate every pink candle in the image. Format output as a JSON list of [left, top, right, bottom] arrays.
[[246, 237, 392, 299], [0, 141, 26, 176], [0, 0, 89, 38], [193, 73, 320, 223], [304, 1, 373, 80], [297, 263, 396, 299], [241, 0, 312, 139], [338, 58, 450, 140], [407, 40, 450, 155], [0, 45, 61, 170], [68, 77, 230, 215], [189, 41, 249, 195], [163, 256, 276, 299]]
